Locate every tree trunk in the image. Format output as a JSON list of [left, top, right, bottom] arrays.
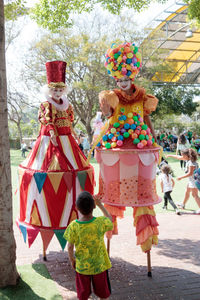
[[0, 0, 19, 287], [17, 121, 22, 144]]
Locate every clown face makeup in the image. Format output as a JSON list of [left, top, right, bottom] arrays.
[[50, 87, 65, 100], [116, 76, 132, 91]]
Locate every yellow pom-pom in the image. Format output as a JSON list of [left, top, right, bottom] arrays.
[[115, 71, 121, 78], [126, 65, 131, 70], [127, 112, 133, 118], [127, 53, 133, 58], [111, 142, 117, 148], [117, 56, 122, 63], [136, 52, 142, 59], [129, 73, 135, 79]]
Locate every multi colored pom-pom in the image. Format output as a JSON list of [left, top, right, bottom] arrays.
[[98, 110, 155, 149], [104, 42, 142, 80]]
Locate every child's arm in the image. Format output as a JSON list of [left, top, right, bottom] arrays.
[[67, 242, 76, 270], [165, 154, 184, 160], [177, 165, 195, 181], [95, 198, 112, 222]]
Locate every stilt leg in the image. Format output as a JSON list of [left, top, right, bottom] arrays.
[[43, 244, 47, 261], [147, 250, 152, 277], [107, 238, 110, 256]]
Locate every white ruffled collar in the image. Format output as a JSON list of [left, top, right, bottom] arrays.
[[45, 95, 69, 111]]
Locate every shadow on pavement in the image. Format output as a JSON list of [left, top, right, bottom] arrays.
[[33, 252, 200, 300], [156, 238, 200, 267]]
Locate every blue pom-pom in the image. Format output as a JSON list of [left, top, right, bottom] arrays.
[[122, 115, 127, 121], [97, 142, 101, 147], [124, 123, 130, 130], [108, 133, 114, 139], [118, 135, 124, 141], [126, 58, 132, 64], [107, 70, 111, 74], [127, 70, 132, 76], [103, 135, 108, 141], [131, 124, 137, 130]]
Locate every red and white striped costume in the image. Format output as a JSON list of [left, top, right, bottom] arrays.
[[17, 96, 94, 249]]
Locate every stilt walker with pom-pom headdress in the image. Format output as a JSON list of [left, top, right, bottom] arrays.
[[17, 61, 94, 259], [91, 42, 162, 276]]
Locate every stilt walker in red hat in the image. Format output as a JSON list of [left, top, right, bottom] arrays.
[[90, 43, 162, 276], [17, 61, 94, 259]]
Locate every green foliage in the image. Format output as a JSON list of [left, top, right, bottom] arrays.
[[30, 0, 165, 32], [188, 121, 200, 135], [186, 0, 200, 26], [151, 85, 199, 117], [9, 138, 20, 149], [4, 0, 28, 21]]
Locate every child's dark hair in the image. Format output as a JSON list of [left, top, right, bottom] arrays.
[[178, 134, 187, 145], [76, 191, 95, 215], [181, 148, 197, 162], [161, 164, 171, 176]]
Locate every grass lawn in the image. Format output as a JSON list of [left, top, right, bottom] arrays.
[[0, 264, 62, 300]]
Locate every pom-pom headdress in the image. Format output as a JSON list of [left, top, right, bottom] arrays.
[[104, 42, 142, 81], [46, 60, 67, 88]]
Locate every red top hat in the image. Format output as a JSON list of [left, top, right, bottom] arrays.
[[45, 61, 67, 88]]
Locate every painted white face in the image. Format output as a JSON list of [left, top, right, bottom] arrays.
[[116, 76, 132, 91], [50, 88, 65, 100]]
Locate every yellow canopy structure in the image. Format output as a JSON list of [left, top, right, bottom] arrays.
[[142, 2, 200, 85]]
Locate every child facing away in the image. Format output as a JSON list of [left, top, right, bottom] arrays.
[[63, 191, 113, 300], [159, 164, 180, 215], [166, 148, 200, 214]]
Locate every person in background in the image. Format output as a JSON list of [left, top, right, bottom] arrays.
[[159, 164, 180, 215], [176, 134, 190, 169], [64, 191, 113, 300], [166, 148, 200, 214], [21, 140, 28, 158], [82, 136, 90, 157], [187, 130, 193, 144], [79, 133, 84, 152]]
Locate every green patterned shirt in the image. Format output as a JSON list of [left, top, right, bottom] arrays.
[[63, 216, 113, 275]]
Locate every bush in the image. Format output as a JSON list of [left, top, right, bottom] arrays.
[[10, 138, 21, 149]]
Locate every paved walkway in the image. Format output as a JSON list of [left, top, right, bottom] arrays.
[[15, 212, 200, 300]]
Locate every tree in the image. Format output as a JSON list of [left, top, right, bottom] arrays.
[[7, 89, 37, 142], [151, 85, 199, 119], [186, 0, 200, 27], [23, 32, 115, 142], [30, 0, 161, 32], [0, 0, 19, 287]]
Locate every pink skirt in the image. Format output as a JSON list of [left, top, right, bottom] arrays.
[[95, 147, 161, 207]]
